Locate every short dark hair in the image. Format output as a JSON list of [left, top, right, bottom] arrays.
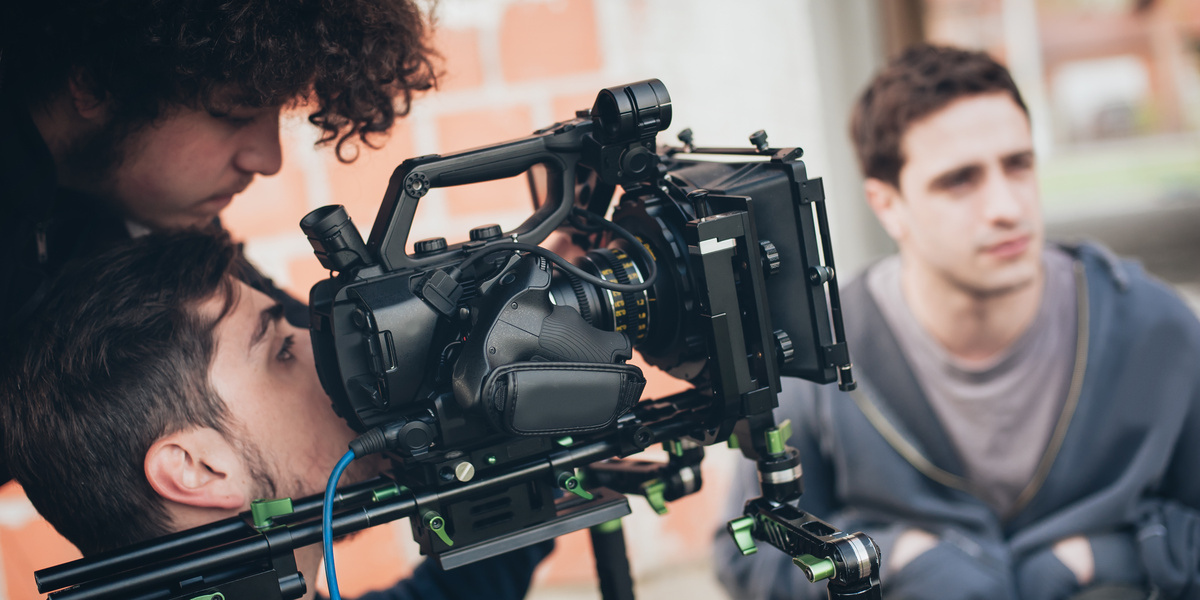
[[850, 44, 1028, 188], [1, 231, 241, 555], [2, 0, 439, 162]]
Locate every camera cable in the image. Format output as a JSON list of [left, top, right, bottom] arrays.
[[323, 449, 357, 600], [448, 208, 657, 295]]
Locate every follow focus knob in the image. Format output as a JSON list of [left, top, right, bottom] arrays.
[[759, 240, 781, 277], [774, 329, 795, 365]]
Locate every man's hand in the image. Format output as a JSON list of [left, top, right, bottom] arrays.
[[1051, 535, 1094, 586], [889, 528, 939, 572]]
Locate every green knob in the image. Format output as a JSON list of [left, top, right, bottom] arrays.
[[422, 510, 454, 547], [727, 516, 758, 556], [556, 436, 574, 447], [190, 594, 224, 600], [793, 554, 836, 582], [557, 471, 594, 500], [641, 480, 668, 515], [250, 497, 294, 530], [765, 419, 794, 456], [727, 433, 740, 449]]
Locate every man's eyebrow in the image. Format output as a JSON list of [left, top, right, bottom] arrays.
[[1003, 149, 1035, 164], [250, 302, 286, 352], [929, 163, 982, 191]]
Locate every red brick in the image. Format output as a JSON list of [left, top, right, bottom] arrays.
[[314, 523, 411, 598], [553, 91, 601, 122], [221, 119, 311, 240], [630, 352, 693, 400], [537, 529, 597, 585], [436, 106, 538, 217], [500, 0, 602, 82], [433, 28, 485, 93], [0, 483, 81, 600], [660, 459, 734, 558], [287, 255, 332, 302], [325, 120, 418, 238]]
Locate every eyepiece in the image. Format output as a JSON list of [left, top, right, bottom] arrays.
[[592, 79, 672, 143], [301, 205, 374, 272]]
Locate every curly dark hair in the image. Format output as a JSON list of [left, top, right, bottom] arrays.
[[3, 0, 439, 162], [850, 44, 1027, 188]]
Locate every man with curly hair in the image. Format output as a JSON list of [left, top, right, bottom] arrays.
[[0, 1, 551, 597], [716, 45, 1200, 599], [2, 0, 437, 332]]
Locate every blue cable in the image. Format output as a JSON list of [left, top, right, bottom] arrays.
[[324, 450, 357, 600]]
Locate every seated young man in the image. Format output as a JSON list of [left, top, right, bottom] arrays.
[[715, 45, 1200, 600], [1, 230, 550, 600]]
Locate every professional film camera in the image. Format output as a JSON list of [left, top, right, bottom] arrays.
[[36, 80, 881, 600]]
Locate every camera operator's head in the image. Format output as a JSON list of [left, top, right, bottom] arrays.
[[3, 0, 437, 229], [851, 44, 1042, 298], [1, 231, 377, 556]]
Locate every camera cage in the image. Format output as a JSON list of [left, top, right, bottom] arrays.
[[35, 80, 881, 600]]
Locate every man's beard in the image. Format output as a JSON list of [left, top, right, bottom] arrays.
[[232, 432, 281, 501], [57, 116, 140, 195], [946, 267, 1039, 300]]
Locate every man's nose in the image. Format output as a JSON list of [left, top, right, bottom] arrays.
[[980, 168, 1024, 225], [234, 109, 283, 176]]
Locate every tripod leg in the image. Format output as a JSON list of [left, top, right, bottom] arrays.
[[590, 519, 636, 600]]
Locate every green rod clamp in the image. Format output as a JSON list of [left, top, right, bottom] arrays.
[[793, 554, 836, 582], [557, 471, 594, 500], [591, 518, 624, 535], [371, 483, 402, 502], [640, 480, 668, 515], [250, 498, 294, 531], [764, 419, 793, 456], [422, 510, 454, 547], [190, 594, 225, 600], [727, 516, 758, 555]]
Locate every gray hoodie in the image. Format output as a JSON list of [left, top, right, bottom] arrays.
[[715, 243, 1200, 600]]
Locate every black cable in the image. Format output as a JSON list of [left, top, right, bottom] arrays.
[[449, 210, 658, 295]]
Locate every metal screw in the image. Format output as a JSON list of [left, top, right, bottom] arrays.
[[454, 461, 475, 482]]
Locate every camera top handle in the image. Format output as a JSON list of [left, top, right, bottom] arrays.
[[365, 79, 671, 274]]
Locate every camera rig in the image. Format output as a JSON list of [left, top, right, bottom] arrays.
[[35, 80, 881, 600]]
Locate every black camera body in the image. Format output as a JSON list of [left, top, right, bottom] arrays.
[[299, 79, 854, 562], [37, 80, 880, 600]]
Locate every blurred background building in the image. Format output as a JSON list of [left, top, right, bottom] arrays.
[[3, 0, 1197, 598]]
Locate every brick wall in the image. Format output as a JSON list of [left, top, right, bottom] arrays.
[[3, 2, 836, 598]]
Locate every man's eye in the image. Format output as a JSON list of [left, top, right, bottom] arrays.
[[209, 110, 254, 127], [946, 171, 975, 189], [277, 335, 296, 362], [1004, 153, 1034, 172]]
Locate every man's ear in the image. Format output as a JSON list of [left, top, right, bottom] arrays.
[[66, 71, 109, 122], [863, 177, 907, 242], [145, 427, 247, 511]]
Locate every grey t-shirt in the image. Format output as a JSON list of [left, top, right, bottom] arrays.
[[866, 248, 1077, 517]]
